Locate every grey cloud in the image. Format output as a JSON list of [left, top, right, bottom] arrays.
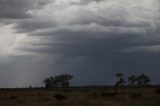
[[0, 0, 32, 19], [0, 0, 160, 87], [12, 0, 154, 35], [14, 19, 57, 33], [15, 0, 160, 68], [20, 33, 139, 57], [0, 0, 51, 21]]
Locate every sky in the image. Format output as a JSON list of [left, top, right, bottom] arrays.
[[0, 0, 160, 87]]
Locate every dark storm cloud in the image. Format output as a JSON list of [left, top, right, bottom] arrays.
[[15, 0, 160, 85], [19, 36, 160, 85], [0, 0, 160, 87], [12, 0, 154, 34], [20, 35, 135, 55], [0, 0, 31, 19], [14, 19, 57, 33], [0, 0, 51, 20], [18, 28, 160, 85]]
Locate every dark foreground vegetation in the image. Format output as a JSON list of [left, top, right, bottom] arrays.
[[0, 86, 160, 106]]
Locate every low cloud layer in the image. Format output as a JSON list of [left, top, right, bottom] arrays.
[[0, 0, 160, 87]]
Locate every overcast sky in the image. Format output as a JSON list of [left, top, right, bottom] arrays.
[[0, 0, 160, 87]]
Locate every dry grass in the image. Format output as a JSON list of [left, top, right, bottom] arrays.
[[0, 87, 159, 106]]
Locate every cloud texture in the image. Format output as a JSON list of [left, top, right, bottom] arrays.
[[0, 0, 160, 87]]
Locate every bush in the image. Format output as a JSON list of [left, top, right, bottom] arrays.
[[63, 89, 73, 92], [54, 93, 67, 101], [101, 92, 117, 98], [79, 90, 89, 92], [9, 96, 18, 100], [155, 88, 160, 94], [89, 92, 100, 97], [130, 92, 142, 98]]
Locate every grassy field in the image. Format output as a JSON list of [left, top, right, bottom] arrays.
[[0, 86, 160, 106]]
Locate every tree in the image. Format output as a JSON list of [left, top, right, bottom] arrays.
[[115, 78, 125, 88], [43, 74, 74, 88], [115, 73, 125, 94], [57, 74, 74, 87], [116, 73, 123, 78], [128, 75, 137, 86], [43, 77, 53, 88], [136, 74, 151, 86]]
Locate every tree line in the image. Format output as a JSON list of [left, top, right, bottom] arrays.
[[43, 73, 151, 88], [43, 74, 73, 88], [115, 73, 151, 87], [114, 73, 151, 94]]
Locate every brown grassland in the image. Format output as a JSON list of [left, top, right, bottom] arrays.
[[0, 86, 160, 106]]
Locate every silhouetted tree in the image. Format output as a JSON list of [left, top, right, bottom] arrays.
[[43, 74, 73, 88], [136, 74, 151, 86], [43, 77, 53, 88], [116, 73, 123, 78], [128, 75, 137, 86], [115, 73, 125, 94], [57, 74, 74, 87]]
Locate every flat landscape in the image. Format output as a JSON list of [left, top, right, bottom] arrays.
[[0, 87, 160, 106]]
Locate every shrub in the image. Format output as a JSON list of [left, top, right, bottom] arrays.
[[54, 93, 67, 101], [101, 92, 117, 98], [155, 88, 160, 94], [9, 96, 18, 100], [79, 90, 89, 92], [89, 92, 100, 97], [63, 89, 73, 92], [130, 92, 142, 99]]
